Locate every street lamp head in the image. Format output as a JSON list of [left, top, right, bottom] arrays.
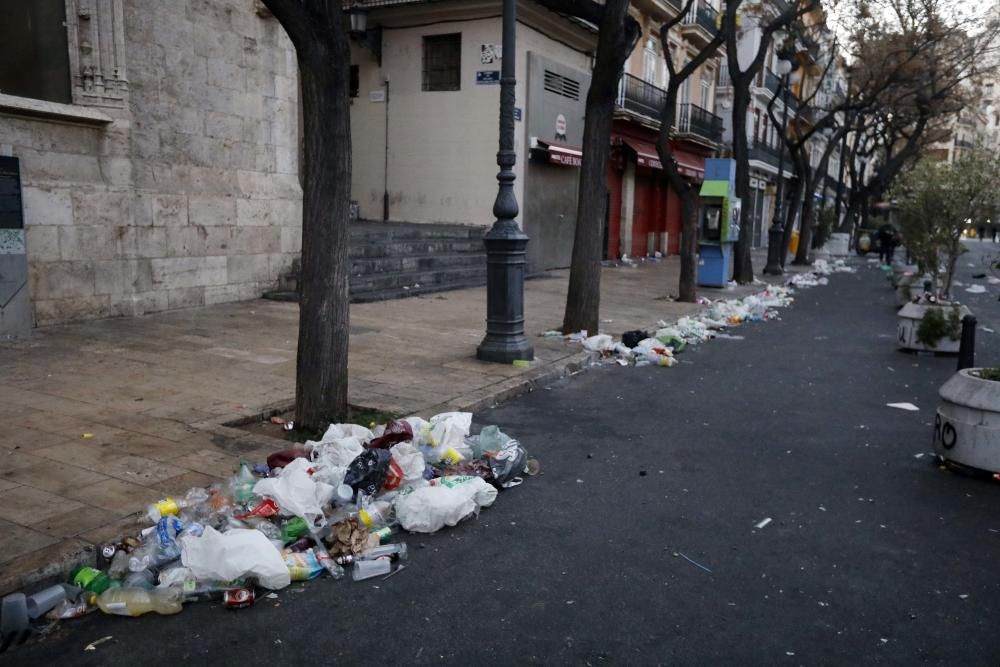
[[349, 5, 368, 34], [776, 59, 794, 76]]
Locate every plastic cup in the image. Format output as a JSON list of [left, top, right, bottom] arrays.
[[335, 484, 354, 503], [1, 593, 29, 635], [25, 585, 65, 619], [351, 558, 391, 581]]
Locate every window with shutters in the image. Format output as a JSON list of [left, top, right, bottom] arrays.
[[422, 33, 462, 92]]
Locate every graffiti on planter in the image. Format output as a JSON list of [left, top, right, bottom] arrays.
[[934, 413, 957, 450]]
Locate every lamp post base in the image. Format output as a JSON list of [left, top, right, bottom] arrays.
[[762, 226, 785, 276], [477, 227, 534, 363]]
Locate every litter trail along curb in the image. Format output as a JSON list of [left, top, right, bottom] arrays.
[[0, 264, 834, 599]]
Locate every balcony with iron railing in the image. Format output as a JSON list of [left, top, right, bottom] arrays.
[[616, 73, 666, 120], [678, 102, 724, 143], [955, 138, 977, 149], [748, 139, 789, 171], [764, 68, 781, 95], [616, 75, 723, 144], [681, 1, 719, 46]]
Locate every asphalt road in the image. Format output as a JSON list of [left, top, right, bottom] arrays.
[[8, 248, 1000, 666]]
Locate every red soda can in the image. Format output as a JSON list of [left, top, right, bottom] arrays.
[[223, 587, 255, 609]]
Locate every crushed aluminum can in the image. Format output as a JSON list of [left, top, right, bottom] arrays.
[[223, 588, 255, 609], [100, 544, 117, 559]]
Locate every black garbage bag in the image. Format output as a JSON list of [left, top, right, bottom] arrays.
[[621, 330, 649, 348], [343, 449, 392, 497]]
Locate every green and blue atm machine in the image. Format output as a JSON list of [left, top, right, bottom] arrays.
[[697, 158, 741, 288]]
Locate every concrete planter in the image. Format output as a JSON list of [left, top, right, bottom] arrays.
[[896, 302, 971, 353], [934, 369, 1000, 472]]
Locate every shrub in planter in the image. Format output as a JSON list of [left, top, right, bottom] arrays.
[[972, 368, 1000, 382], [916, 305, 961, 348]]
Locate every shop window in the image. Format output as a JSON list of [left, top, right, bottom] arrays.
[[422, 33, 461, 91], [0, 0, 71, 103]]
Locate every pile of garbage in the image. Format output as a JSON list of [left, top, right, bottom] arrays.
[[0, 414, 534, 637], [556, 285, 795, 369], [789, 258, 857, 288]]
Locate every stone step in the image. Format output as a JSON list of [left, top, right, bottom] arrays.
[[349, 221, 486, 242], [350, 252, 485, 276], [349, 265, 487, 296], [349, 238, 484, 258]]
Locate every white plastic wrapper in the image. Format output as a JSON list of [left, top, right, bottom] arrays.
[[307, 436, 364, 467], [390, 442, 426, 483], [253, 457, 334, 526], [180, 527, 290, 590], [318, 423, 374, 444], [423, 412, 473, 450], [581, 334, 614, 352], [431, 475, 498, 508], [393, 485, 476, 534]]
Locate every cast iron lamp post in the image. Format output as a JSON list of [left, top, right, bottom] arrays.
[[762, 57, 795, 276], [477, 0, 533, 363]]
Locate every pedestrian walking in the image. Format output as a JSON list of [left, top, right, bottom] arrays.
[[877, 222, 898, 265]]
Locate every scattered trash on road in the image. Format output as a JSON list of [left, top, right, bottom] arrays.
[[1, 413, 535, 641], [965, 285, 987, 294], [674, 551, 713, 574], [83, 636, 113, 651], [887, 402, 920, 411], [755, 518, 773, 529]]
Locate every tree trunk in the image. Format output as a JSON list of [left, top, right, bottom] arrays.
[[275, 6, 353, 432], [561, 0, 632, 335], [793, 188, 817, 264], [678, 190, 699, 302], [731, 85, 754, 283], [780, 166, 805, 265]]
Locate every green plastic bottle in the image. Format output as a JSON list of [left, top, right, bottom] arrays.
[[70, 565, 113, 594], [281, 517, 309, 543]]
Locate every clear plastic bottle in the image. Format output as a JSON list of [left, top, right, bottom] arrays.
[[357, 542, 408, 562], [107, 550, 130, 580], [96, 588, 185, 617], [230, 462, 257, 505]]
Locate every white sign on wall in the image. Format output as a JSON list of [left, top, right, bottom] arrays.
[[481, 44, 502, 64], [369, 90, 386, 103]]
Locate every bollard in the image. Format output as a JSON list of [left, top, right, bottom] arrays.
[[957, 314, 977, 371]]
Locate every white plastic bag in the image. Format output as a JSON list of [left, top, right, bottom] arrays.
[[252, 458, 334, 526], [390, 442, 426, 483], [402, 416, 430, 447], [180, 527, 290, 590], [581, 334, 614, 352], [321, 423, 374, 444], [393, 486, 476, 534], [423, 412, 473, 450], [431, 476, 497, 508], [307, 437, 364, 467]]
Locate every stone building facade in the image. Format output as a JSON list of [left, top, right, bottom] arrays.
[[0, 0, 301, 332]]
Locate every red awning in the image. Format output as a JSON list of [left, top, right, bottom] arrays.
[[671, 149, 705, 181], [533, 139, 582, 167], [621, 139, 705, 181], [622, 138, 663, 170]]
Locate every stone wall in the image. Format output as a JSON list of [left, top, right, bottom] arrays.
[[2, 0, 301, 326]]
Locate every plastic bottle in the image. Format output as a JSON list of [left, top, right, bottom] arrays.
[[144, 488, 211, 523], [70, 566, 113, 594], [123, 568, 156, 590], [371, 524, 399, 545], [357, 542, 408, 562], [231, 462, 257, 505], [96, 588, 185, 617], [357, 500, 397, 531], [107, 550, 130, 580], [281, 517, 309, 544], [311, 540, 346, 580]]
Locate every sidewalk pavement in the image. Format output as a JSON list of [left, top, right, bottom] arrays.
[[0, 249, 803, 593]]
